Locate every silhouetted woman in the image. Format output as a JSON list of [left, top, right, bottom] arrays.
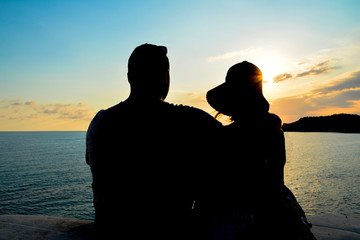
[[197, 61, 316, 240]]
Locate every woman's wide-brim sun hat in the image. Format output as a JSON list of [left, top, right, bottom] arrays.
[[206, 61, 269, 117]]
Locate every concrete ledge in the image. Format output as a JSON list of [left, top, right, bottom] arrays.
[[309, 214, 360, 240], [1, 214, 360, 239], [0, 215, 94, 240]]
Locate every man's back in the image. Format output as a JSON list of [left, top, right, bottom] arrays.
[[86, 99, 220, 238]]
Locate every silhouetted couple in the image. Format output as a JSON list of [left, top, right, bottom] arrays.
[[86, 44, 316, 239]]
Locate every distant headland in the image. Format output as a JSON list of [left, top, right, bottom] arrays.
[[282, 114, 360, 133]]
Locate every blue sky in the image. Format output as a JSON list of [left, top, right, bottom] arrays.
[[1, 0, 360, 130]]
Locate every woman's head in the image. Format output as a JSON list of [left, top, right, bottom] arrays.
[[206, 61, 269, 120]]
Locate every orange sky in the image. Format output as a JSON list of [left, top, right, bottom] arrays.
[[1, 1, 360, 130]]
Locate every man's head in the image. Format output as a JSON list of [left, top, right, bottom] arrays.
[[128, 44, 170, 100]]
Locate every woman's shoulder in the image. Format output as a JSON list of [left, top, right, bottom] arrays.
[[266, 113, 282, 125], [265, 113, 283, 134]]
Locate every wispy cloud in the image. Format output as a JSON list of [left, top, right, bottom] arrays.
[[169, 91, 208, 107], [296, 59, 336, 78], [273, 59, 337, 83], [0, 100, 94, 121], [273, 73, 294, 83], [271, 70, 360, 122], [207, 48, 261, 62], [313, 71, 360, 94]]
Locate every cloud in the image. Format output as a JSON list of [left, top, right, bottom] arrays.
[[273, 73, 294, 83], [77, 102, 87, 107], [169, 91, 208, 108], [41, 103, 93, 120], [271, 70, 360, 123], [207, 48, 261, 62], [313, 71, 360, 94], [0, 100, 94, 121], [42, 104, 71, 114], [273, 59, 337, 83], [295, 60, 335, 78], [25, 101, 37, 107], [10, 102, 22, 106], [311, 88, 360, 108]]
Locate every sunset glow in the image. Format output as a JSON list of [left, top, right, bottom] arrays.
[[259, 60, 282, 85], [1, 0, 360, 130]]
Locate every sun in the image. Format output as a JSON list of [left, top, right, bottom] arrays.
[[254, 56, 288, 100], [252, 54, 287, 85], [258, 60, 281, 84]]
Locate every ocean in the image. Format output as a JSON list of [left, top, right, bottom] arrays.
[[0, 131, 359, 221], [284, 132, 360, 217], [0, 132, 93, 220]]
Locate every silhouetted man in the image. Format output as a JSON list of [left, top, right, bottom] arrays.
[[86, 44, 221, 239]]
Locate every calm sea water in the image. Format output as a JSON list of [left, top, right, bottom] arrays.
[[0, 132, 359, 221], [0, 132, 93, 220], [284, 132, 360, 217]]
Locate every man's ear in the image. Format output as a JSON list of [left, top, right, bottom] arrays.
[[160, 72, 170, 100], [127, 72, 134, 84]]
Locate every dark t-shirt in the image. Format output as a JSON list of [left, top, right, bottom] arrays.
[[195, 114, 315, 239], [86, 99, 221, 237], [223, 113, 285, 199], [196, 113, 285, 210]]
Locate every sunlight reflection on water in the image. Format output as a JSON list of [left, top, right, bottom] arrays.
[[284, 132, 360, 217]]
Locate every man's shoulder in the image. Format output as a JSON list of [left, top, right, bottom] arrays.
[[169, 102, 222, 127], [86, 102, 126, 133], [101, 101, 129, 116], [92, 101, 131, 121], [87, 100, 221, 132]]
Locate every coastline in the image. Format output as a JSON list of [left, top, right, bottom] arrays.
[[282, 114, 360, 133], [283, 130, 360, 134]]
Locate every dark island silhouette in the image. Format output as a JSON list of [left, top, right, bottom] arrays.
[[282, 114, 360, 133]]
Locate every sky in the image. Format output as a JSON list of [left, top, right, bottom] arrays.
[[1, 0, 360, 131]]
